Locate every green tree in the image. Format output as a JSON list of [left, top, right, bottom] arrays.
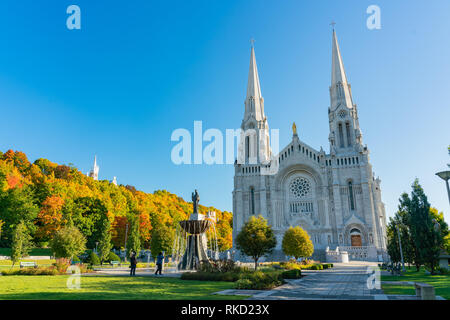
[[11, 221, 32, 266], [126, 214, 141, 258], [50, 225, 86, 260], [386, 220, 401, 265], [97, 217, 113, 264], [68, 197, 108, 249], [150, 223, 174, 259], [236, 215, 276, 270], [282, 226, 314, 260], [444, 234, 450, 254], [386, 193, 418, 268], [0, 186, 38, 247], [407, 180, 443, 274], [0, 219, 4, 241]]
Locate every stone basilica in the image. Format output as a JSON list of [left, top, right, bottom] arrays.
[[232, 30, 387, 261]]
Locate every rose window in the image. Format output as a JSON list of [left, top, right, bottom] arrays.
[[289, 177, 311, 198]]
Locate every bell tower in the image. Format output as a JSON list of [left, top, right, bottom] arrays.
[[328, 29, 364, 154]]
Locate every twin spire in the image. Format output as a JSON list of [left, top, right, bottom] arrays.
[[244, 28, 353, 118], [244, 43, 265, 122], [330, 29, 353, 109]]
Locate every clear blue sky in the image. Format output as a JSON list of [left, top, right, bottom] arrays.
[[0, 1, 449, 223]]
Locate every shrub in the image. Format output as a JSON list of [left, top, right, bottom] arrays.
[[198, 259, 238, 273], [281, 269, 302, 279], [54, 258, 70, 273], [1, 266, 59, 276], [234, 270, 283, 290], [181, 271, 240, 282], [235, 278, 253, 289], [136, 262, 147, 268], [309, 264, 323, 270], [280, 260, 302, 270], [437, 267, 449, 275], [87, 251, 100, 266], [108, 251, 120, 262], [72, 255, 81, 263]]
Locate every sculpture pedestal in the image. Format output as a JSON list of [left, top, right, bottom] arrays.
[[178, 234, 210, 270]]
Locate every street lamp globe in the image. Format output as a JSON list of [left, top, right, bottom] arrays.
[[436, 170, 450, 205], [436, 170, 450, 181]]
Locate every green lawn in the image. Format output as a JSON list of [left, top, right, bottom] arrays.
[[381, 268, 450, 299], [0, 275, 247, 300]]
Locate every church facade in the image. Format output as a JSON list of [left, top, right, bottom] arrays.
[[232, 30, 388, 261]]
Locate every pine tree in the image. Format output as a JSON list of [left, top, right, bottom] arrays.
[[408, 180, 442, 274]]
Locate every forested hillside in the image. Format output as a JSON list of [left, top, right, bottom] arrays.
[[0, 150, 232, 253]]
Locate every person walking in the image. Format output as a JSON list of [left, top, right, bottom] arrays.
[[130, 252, 137, 276], [155, 252, 164, 275]]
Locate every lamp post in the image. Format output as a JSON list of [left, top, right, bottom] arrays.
[[436, 170, 450, 206], [395, 224, 405, 273]]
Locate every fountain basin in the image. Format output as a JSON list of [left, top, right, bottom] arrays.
[[179, 219, 211, 235]]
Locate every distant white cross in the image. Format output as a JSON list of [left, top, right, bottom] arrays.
[[330, 21, 336, 29], [250, 38, 255, 47]]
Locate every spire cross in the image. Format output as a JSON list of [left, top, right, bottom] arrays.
[[330, 21, 336, 29], [250, 38, 255, 47]]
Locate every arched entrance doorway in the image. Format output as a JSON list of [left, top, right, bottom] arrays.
[[350, 228, 362, 247]]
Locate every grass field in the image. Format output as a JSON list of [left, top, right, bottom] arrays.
[[0, 275, 247, 300], [381, 268, 450, 299]]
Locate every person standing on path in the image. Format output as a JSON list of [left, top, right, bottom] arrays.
[[155, 252, 164, 275], [130, 252, 137, 276]]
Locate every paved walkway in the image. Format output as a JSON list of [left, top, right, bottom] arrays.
[[244, 262, 396, 300]]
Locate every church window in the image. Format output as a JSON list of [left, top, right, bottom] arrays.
[[346, 122, 352, 146], [250, 187, 255, 215], [337, 159, 340, 165], [289, 177, 311, 199], [245, 136, 250, 161], [352, 157, 355, 165], [356, 157, 359, 164], [338, 123, 344, 148], [348, 181, 355, 210], [345, 158, 347, 165]]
